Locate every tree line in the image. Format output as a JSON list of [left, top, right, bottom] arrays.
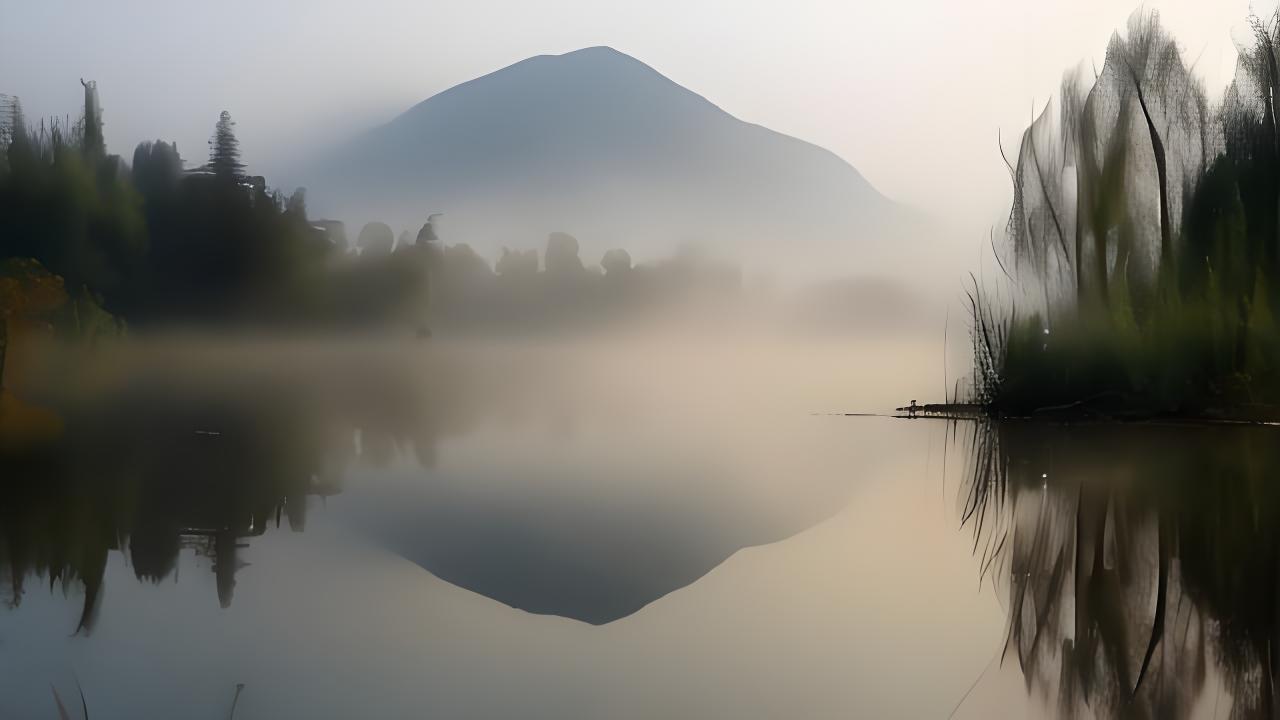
[[0, 83, 430, 331], [0, 81, 745, 342]]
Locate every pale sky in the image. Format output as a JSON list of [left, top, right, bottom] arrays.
[[0, 0, 1268, 237]]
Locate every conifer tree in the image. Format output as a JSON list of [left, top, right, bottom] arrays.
[[208, 110, 244, 180], [5, 96, 27, 149]]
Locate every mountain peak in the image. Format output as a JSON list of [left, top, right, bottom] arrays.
[[493, 44, 671, 88], [524, 46, 649, 69], [307, 47, 905, 276], [533, 46, 669, 83], [555, 45, 631, 60]]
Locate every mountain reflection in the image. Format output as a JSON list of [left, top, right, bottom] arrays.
[[963, 421, 1280, 718], [0, 340, 841, 632]]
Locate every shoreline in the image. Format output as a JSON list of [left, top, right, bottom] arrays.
[[892, 401, 1280, 427]]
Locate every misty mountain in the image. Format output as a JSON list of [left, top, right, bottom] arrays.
[[302, 46, 914, 274]]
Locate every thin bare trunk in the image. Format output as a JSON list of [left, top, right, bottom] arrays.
[[1134, 517, 1171, 696], [1075, 178, 1087, 306], [1132, 82, 1174, 281]]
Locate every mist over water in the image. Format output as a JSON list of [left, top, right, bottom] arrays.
[[0, 329, 983, 718], [12, 327, 1279, 717]]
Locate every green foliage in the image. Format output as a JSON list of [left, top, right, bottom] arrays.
[[0, 81, 741, 337], [980, 9, 1280, 420], [0, 119, 147, 305], [0, 83, 434, 331], [992, 299, 1266, 416]]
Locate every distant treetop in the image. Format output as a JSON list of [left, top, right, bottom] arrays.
[[208, 110, 244, 180]]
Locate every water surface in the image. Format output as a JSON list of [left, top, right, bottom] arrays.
[[13, 335, 1258, 718]]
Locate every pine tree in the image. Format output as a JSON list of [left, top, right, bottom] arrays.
[[6, 96, 27, 148], [208, 110, 244, 180], [4, 98, 30, 174], [0, 95, 13, 146]]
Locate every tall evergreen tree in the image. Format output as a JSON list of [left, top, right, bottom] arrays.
[[6, 96, 27, 151], [208, 110, 244, 180], [0, 96, 17, 174], [0, 95, 13, 146]]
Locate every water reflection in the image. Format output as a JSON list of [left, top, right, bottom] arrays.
[[0, 339, 850, 632], [0, 374, 340, 631], [337, 449, 797, 624], [963, 420, 1280, 718]]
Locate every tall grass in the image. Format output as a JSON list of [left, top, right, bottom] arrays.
[[976, 10, 1280, 420]]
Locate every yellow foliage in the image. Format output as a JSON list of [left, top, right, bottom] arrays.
[[0, 388, 63, 449], [0, 257, 70, 329]]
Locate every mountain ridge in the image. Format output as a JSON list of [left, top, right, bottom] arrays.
[[302, 45, 913, 275]]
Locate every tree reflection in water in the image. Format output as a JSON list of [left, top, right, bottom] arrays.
[[0, 343, 508, 633], [0, 383, 336, 632], [962, 420, 1280, 718]]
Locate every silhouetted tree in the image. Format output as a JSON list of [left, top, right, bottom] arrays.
[[416, 215, 443, 271], [286, 187, 307, 218], [496, 248, 538, 279], [0, 85, 147, 308], [440, 243, 492, 283], [601, 248, 632, 278], [79, 79, 104, 160], [415, 215, 441, 249], [207, 111, 244, 180], [357, 222, 395, 256], [544, 232, 585, 276], [132, 140, 183, 198]]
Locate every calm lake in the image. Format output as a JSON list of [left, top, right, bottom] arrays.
[[0, 335, 1265, 718]]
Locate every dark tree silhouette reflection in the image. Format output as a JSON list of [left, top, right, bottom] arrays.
[[0, 345, 491, 631], [962, 421, 1280, 718], [0, 386, 335, 630]]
